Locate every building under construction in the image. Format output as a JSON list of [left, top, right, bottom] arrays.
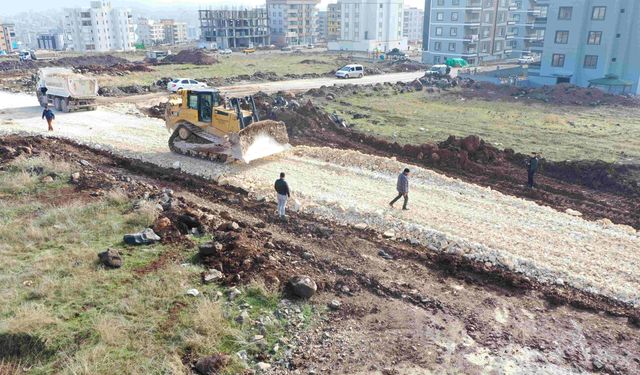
[[199, 8, 270, 49]]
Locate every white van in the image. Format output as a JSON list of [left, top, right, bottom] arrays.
[[335, 64, 364, 79]]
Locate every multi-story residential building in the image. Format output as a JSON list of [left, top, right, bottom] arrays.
[[528, 0, 639, 94], [267, 0, 320, 46], [328, 0, 408, 52], [63, 1, 135, 52], [136, 18, 165, 46], [317, 10, 328, 41], [160, 19, 188, 45], [422, 0, 510, 65], [0, 23, 17, 53], [403, 7, 424, 44], [199, 8, 270, 49], [327, 3, 341, 42], [507, 0, 546, 58], [36, 31, 64, 50]]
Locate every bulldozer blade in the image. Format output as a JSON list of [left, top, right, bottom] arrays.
[[230, 120, 290, 163]]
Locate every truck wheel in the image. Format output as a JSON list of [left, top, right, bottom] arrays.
[[53, 97, 62, 111], [60, 98, 69, 113], [345, 74, 350, 79]]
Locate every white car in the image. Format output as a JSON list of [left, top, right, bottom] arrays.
[[167, 78, 207, 93], [219, 49, 232, 55], [335, 64, 364, 79]]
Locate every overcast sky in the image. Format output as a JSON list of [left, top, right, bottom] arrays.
[[3, 0, 424, 16]]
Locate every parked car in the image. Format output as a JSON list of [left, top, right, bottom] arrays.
[[242, 48, 256, 54], [518, 55, 539, 64], [281, 46, 292, 51], [305, 44, 315, 49], [335, 64, 364, 79], [424, 64, 450, 78], [167, 78, 207, 93]]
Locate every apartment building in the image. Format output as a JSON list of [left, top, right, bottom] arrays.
[[317, 10, 328, 41], [0, 24, 17, 53], [506, 0, 546, 58], [136, 18, 165, 46], [37, 32, 65, 50], [327, 3, 341, 42], [199, 9, 270, 49], [328, 0, 407, 52], [528, 0, 639, 94], [160, 19, 188, 45], [63, 1, 135, 52], [422, 0, 510, 65], [267, 0, 320, 46], [403, 7, 424, 44]]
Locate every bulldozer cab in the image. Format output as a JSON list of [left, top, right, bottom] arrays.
[[184, 89, 221, 123]]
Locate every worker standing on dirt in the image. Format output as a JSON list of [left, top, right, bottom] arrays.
[[389, 168, 410, 210], [274, 172, 291, 220], [526, 153, 541, 189], [41, 104, 55, 132]]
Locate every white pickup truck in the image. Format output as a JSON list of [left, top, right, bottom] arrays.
[[36, 68, 99, 112]]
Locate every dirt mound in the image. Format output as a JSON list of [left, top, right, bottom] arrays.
[[142, 102, 168, 119], [463, 81, 640, 107], [74, 63, 153, 75], [51, 54, 130, 67], [161, 50, 219, 65], [299, 59, 327, 65]]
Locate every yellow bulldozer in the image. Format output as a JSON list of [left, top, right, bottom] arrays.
[[165, 88, 289, 163]]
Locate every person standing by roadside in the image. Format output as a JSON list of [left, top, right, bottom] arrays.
[[526, 153, 541, 189], [389, 168, 410, 210], [274, 172, 291, 220], [42, 104, 55, 131]]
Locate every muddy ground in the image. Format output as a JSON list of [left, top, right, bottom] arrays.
[[1, 135, 639, 374], [253, 88, 640, 230]]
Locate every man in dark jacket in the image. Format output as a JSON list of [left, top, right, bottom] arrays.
[[274, 172, 290, 220], [526, 153, 540, 188], [389, 168, 410, 210], [42, 105, 55, 131]]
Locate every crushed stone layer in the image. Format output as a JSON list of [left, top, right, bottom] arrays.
[[1, 91, 638, 307]]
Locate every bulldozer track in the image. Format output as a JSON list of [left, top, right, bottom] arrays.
[[168, 122, 229, 163]]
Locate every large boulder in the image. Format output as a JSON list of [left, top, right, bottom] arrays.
[[98, 248, 123, 268], [194, 353, 229, 375], [288, 275, 317, 299]]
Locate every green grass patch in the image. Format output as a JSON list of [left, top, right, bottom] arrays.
[[0, 156, 314, 374], [324, 91, 640, 163], [98, 53, 342, 87]]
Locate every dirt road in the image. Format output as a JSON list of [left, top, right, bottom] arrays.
[[97, 71, 425, 105], [1, 91, 638, 309], [4, 136, 639, 374]]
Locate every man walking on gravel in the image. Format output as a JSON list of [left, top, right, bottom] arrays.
[[42, 105, 55, 132], [389, 168, 410, 210], [526, 153, 541, 189], [274, 172, 291, 220]]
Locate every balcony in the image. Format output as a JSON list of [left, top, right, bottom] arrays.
[[463, 34, 479, 43]]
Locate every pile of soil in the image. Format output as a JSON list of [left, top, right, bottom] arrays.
[[256, 95, 640, 228], [74, 63, 153, 75], [0, 54, 135, 74], [51, 54, 130, 67], [160, 49, 219, 65], [462, 81, 640, 107], [142, 102, 167, 119], [299, 59, 327, 65]]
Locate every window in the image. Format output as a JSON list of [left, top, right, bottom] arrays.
[[587, 31, 602, 45], [449, 42, 456, 51], [611, 57, 617, 62], [450, 27, 457, 36], [436, 12, 444, 21], [551, 53, 565, 67], [558, 7, 572, 20], [188, 94, 198, 109], [437, 0, 444, 5], [451, 12, 459, 21], [592, 6, 606, 20], [434, 42, 441, 51], [435, 27, 443, 36], [555, 30, 569, 44], [379, 3, 383, 8], [452, 0, 459, 5], [583, 55, 598, 69]]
